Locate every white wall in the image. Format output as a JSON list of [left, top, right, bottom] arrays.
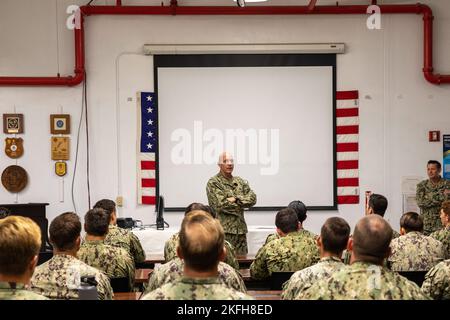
[[1, 0, 450, 235]]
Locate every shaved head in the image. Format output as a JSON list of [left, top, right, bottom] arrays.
[[352, 215, 393, 264]]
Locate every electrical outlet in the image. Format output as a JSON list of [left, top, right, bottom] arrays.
[[116, 196, 123, 207]]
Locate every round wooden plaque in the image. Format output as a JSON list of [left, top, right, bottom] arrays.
[[1, 165, 28, 193]]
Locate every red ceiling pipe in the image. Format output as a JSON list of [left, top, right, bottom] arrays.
[[0, 3, 448, 86], [0, 13, 85, 86]]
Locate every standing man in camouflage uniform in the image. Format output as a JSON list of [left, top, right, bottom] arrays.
[[206, 152, 257, 254], [31, 212, 112, 300], [297, 215, 429, 300], [141, 211, 252, 300], [388, 212, 445, 271], [430, 201, 450, 258], [250, 208, 320, 280], [94, 199, 145, 266], [421, 259, 450, 300], [282, 217, 349, 300], [78, 208, 135, 289], [416, 160, 450, 235], [164, 203, 239, 270], [0, 216, 47, 300]]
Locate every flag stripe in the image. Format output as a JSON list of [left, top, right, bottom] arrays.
[[337, 160, 358, 170], [337, 134, 358, 143], [142, 196, 156, 205], [336, 91, 359, 100], [141, 161, 156, 170], [337, 178, 359, 187], [336, 108, 358, 118], [337, 117, 359, 126], [337, 151, 359, 161], [338, 195, 360, 204], [142, 178, 156, 188], [337, 169, 359, 179], [337, 99, 358, 109], [337, 143, 358, 152], [336, 125, 359, 135], [338, 187, 359, 196]]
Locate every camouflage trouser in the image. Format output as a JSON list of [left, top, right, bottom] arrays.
[[421, 209, 442, 235], [225, 233, 248, 255]]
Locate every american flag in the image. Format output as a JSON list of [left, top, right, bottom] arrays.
[[137, 92, 157, 205], [336, 90, 360, 204]]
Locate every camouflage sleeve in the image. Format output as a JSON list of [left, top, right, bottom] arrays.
[[416, 182, 447, 208], [206, 180, 241, 216], [164, 239, 176, 262], [96, 272, 114, 300], [146, 267, 163, 294], [264, 233, 278, 245], [250, 245, 270, 280], [129, 233, 145, 264], [224, 241, 240, 271], [236, 180, 257, 208], [421, 264, 447, 300]]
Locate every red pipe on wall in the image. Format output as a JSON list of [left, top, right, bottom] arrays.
[[0, 3, 448, 86]]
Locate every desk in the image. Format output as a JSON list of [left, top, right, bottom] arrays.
[[247, 290, 281, 300], [114, 292, 142, 300], [133, 226, 274, 257], [142, 255, 255, 269], [135, 269, 153, 284]]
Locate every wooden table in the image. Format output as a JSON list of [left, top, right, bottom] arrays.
[[135, 268, 153, 284], [113, 292, 142, 300], [247, 290, 282, 300], [142, 255, 255, 269]]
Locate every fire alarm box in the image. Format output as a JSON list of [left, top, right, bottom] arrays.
[[429, 131, 440, 142]]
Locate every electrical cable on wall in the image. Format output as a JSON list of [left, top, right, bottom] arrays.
[[84, 71, 92, 209]]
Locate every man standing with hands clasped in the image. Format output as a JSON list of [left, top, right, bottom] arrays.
[[207, 152, 257, 254], [416, 160, 450, 235]]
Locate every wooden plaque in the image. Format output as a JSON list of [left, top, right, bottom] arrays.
[[1, 165, 28, 193], [50, 114, 71, 134], [3, 114, 24, 134], [51, 136, 70, 160]]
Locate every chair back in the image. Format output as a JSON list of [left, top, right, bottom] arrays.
[[397, 271, 427, 287], [270, 272, 294, 290], [110, 277, 131, 292]]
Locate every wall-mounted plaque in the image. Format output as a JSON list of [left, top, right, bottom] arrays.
[[1, 165, 28, 193], [51, 136, 70, 160], [5, 137, 24, 159], [3, 114, 24, 134], [50, 114, 70, 134]]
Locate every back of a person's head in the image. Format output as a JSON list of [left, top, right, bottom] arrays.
[[184, 202, 216, 218], [287, 200, 307, 223], [400, 212, 423, 233], [50, 212, 81, 251], [179, 210, 224, 272], [93, 199, 116, 217], [0, 207, 11, 219], [368, 194, 388, 216], [321, 217, 351, 255], [84, 208, 109, 236], [352, 215, 393, 264], [0, 216, 41, 276], [275, 208, 299, 234]]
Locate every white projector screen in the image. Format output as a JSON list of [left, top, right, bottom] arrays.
[[154, 54, 336, 210]]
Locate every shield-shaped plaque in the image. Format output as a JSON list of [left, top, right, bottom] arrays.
[[5, 137, 24, 159], [55, 161, 67, 177], [1, 165, 28, 193]]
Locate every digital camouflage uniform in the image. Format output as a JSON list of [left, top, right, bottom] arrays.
[[78, 240, 135, 289], [421, 259, 450, 300], [388, 231, 445, 271], [264, 228, 317, 245], [30, 254, 113, 300], [164, 232, 239, 270], [297, 261, 430, 300], [141, 277, 253, 300], [145, 257, 246, 294], [416, 178, 450, 235], [430, 226, 450, 259], [250, 231, 320, 280], [105, 224, 145, 265], [342, 229, 400, 265], [0, 282, 47, 300], [282, 256, 344, 300], [207, 173, 257, 254]]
